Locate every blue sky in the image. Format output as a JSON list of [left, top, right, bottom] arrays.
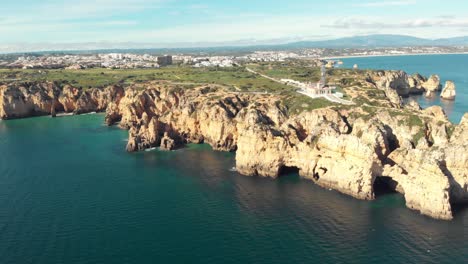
[[1, 0, 468, 51]]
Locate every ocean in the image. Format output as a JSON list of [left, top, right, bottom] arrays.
[[1, 55, 468, 263], [0, 114, 467, 264], [338, 54, 468, 123]]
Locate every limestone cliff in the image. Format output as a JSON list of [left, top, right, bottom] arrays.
[[0, 82, 124, 119], [1, 79, 467, 221], [104, 82, 467, 220], [440, 81, 456, 100], [422, 74, 442, 92], [371, 70, 410, 96], [369, 71, 443, 96]]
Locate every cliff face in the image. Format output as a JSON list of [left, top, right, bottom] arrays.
[[104, 82, 467, 220], [369, 71, 452, 102], [422, 75, 442, 92], [1, 79, 466, 221], [369, 71, 430, 96], [372, 70, 411, 96], [0, 82, 124, 119], [440, 81, 456, 100]]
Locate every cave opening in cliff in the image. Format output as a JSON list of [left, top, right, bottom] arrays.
[[278, 166, 300, 177], [373, 176, 399, 197]]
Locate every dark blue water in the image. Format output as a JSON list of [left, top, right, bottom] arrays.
[[338, 54, 468, 123], [0, 114, 467, 263]]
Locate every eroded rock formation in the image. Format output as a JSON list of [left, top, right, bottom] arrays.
[[372, 70, 410, 97], [103, 82, 467, 220], [422, 74, 442, 92], [0, 82, 124, 119], [370, 71, 444, 97], [440, 81, 456, 100], [1, 78, 466, 221]]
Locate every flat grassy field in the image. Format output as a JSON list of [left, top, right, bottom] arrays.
[[0, 66, 294, 93], [247, 62, 322, 82], [3, 64, 388, 114]]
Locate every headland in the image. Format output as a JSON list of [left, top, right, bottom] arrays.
[[1, 62, 467, 221]]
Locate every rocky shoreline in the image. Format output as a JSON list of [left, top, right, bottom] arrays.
[[1, 71, 467, 221], [0, 82, 125, 119]]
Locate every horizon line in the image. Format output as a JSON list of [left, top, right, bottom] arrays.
[[1, 34, 468, 55]]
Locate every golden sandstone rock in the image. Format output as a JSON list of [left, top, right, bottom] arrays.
[[1, 79, 467, 221], [422, 74, 442, 92], [440, 81, 456, 100], [0, 82, 123, 119], [100, 82, 467, 220]]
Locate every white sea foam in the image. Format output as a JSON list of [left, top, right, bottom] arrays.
[[81, 112, 97, 115], [56, 113, 74, 117], [145, 147, 157, 152]]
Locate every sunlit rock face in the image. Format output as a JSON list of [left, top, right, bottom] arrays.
[[104, 82, 467, 221], [440, 81, 456, 100], [422, 74, 442, 92], [0, 82, 123, 119], [1, 79, 467, 221]]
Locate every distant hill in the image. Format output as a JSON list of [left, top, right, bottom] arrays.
[[280, 34, 468, 48], [434, 36, 468, 46], [3, 34, 468, 55]]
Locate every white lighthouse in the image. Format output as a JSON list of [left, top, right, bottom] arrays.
[[319, 64, 326, 88]]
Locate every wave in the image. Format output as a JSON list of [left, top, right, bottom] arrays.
[[56, 113, 74, 117], [145, 147, 157, 152]]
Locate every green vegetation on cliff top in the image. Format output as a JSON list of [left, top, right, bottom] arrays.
[[0, 65, 338, 114], [0, 63, 429, 118], [0, 66, 294, 92]]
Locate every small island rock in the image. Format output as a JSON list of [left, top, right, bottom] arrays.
[[440, 81, 456, 100], [422, 74, 442, 92]]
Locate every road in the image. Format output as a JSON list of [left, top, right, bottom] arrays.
[[247, 67, 354, 105]]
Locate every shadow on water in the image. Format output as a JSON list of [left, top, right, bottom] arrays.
[[373, 176, 400, 198], [278, 166, 300, 177], [451, 203, 468, 218]]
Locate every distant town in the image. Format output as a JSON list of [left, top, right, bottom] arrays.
[[0, 46, 466, 70]]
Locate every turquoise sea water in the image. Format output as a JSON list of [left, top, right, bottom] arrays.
[[338, 54, 468, 123], [0, 114, 467, 263]]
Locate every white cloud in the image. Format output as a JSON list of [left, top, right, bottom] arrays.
[[322, 16, 468, 29], [0, 1, 467, 52], [0, 0, 166, 25], [354, 1, 417, 7]]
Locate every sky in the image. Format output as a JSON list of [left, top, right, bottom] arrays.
[[1, 0, 468, 52]]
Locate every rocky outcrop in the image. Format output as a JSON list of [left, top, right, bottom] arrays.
[[408, 73, 426, 94], [59, 84, 124, 114], [384, 88, 403, 108], [372, 70, 410, 97], [103, 82, 467, 220], [422, 74, 442, 92], [0, 82, 60, 119], [440, 81, 456, 100], [0, 82, 123, 119], [383, 148, 454, 220], [370, 71, 443, 96], [1, 79, 467, 221], [405, 100, 421, 111]]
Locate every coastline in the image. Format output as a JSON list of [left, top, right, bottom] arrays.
[[322, 52, 468, 60], [1, 64, 467, 221]]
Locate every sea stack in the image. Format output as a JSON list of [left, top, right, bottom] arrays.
[[440, 81, 456, 100], [408, 73, 426, 95], [422, 74, 442, 92]]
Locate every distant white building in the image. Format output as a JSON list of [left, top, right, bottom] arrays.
[[303, 65, 335, 95]]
